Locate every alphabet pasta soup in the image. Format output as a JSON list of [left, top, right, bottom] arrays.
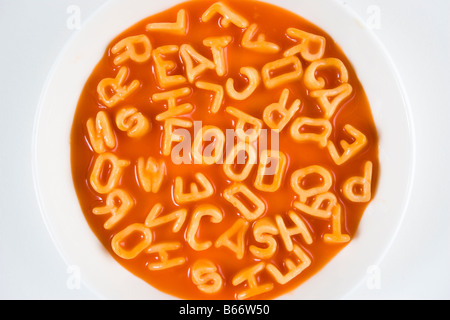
[[70, 0, 379, 300]]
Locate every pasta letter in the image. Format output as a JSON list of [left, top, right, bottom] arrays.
[[293, 192, 337, 219], [89, 153, 130, 194], [226, 67, 260, 101], [115, 107, 150, 138], [111, 223, 152, 260], [290, 117, 332, 148], [249, 218, 279, 259], [310, 83, 353, 119], [186, 204, 223, 251], [144, 203, 187, 233], [146, 9, 187, 35], [304, 58, 348, 90], [146, 242, 186, 270], [254, 149, 287, 192], [290, 165, 333, 203], [97, 66, 140, 108], [223, 183, 266, 221], [195, 81, 224, 114], [136, 157, 166, 193], [223, 141, 257, 182], [111, 34, 152, 65], [86, 111, 116, 154], [275, 211, 313, 252], [215, 218, 249, 259], [203, 36, 233, 76], [201, 2, 249, 29], [191, 259, 223, 294], [323, 204, 350, 244], [284, 28, 326, 61], [152, 45, 187, 88], [262, 56, 303, 89], [263, 88, 300, 132], [153, 87, 193, 122], [342, 161, 373, 202], [192, 125, 225, 165], [161, 118, 193, 157], [327, 124, 368, 165], [232, 262, 273, 300], [242, 24, 280, 54], [173, 173, 215, 204], [180, 44, 216, 83], [93, 189, 134, 230], [226, 107, 263, 143], [266, 245, 311, 284]]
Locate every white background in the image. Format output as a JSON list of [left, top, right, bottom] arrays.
[[0, 0, 449, 299]]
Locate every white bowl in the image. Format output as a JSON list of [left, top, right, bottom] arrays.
[[32, 0, 415, 300]]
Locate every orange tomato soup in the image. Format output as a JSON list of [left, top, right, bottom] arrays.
[[70, 0, 379, 300]]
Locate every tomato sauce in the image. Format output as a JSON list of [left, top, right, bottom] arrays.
[[71, 0, 379, 300]]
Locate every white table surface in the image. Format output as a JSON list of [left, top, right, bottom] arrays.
[[1, 0, 449, 300]]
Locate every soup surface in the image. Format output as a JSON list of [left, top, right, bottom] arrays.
[[71, 0, 379, 300]]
